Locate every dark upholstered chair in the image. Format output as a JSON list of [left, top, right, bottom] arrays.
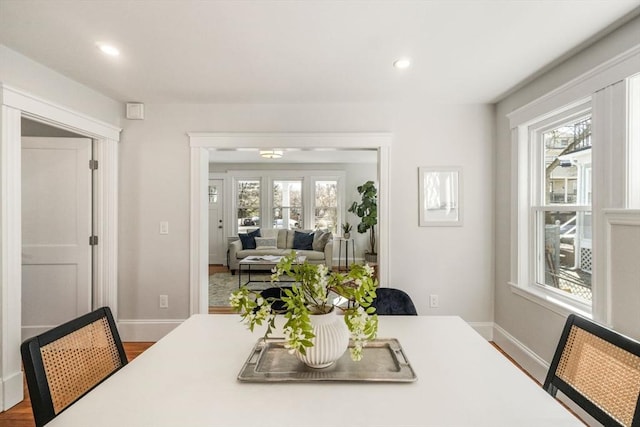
[[21, 307, 128, 427], [544, 314, 640, 427], [371, 288, 418, 315], [259, 287, 292, 313]]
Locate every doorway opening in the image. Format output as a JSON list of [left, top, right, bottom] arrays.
[[20, 118, 96, 341], [189, 132, 391, 316]]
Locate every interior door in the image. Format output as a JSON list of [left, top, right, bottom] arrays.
[[208, 179, 225, 264], [21, 137, 93, 340]]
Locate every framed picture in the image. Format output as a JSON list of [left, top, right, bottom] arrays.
[[418, 166, 462, 226]]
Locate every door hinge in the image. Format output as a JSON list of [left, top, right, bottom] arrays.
[[89, 160, 99, 170], [89, 235, 99, 246]]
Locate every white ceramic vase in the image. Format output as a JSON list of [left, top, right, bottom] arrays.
[[296, 309, 349, 368]]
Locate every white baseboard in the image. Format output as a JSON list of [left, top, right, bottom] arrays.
[[492, 323, 549, 383], [117, 319, 185, 342], [1, 370, 24, 411], [492, 323, 598, 425], [468, 322, 494, 340]]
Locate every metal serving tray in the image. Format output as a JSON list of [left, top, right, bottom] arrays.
[[237, 338, 417, 383]]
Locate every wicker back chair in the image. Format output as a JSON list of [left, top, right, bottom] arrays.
[[371, 288, 418, 315], [544, 314, 640, 427], [21, 306, 127, 427]]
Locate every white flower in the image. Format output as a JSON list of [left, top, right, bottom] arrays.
[[363, 264, 374, 276]]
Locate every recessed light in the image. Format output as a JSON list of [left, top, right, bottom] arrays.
[[393, 58, 411, 69], [97, 43, 120, 57]]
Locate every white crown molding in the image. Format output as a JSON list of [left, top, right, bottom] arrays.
[[0, 84, 122, 140], [507, 45, 640, 128]]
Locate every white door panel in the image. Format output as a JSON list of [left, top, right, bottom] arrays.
[[208, 179, 225, 265], [21, 137, 92, 340]]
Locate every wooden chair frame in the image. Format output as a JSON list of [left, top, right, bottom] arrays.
[[21, 307, 127, 427], [544, 314, 640, 427]]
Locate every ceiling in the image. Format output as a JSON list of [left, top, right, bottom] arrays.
[[1, 0, 639, 106]]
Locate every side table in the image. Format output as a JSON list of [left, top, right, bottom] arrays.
[[337, 238, 355, 271]]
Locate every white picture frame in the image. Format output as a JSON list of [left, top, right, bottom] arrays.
[[419, 166, 462, 226]]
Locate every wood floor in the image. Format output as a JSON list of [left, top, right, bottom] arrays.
[[0, 342, 154, 427]]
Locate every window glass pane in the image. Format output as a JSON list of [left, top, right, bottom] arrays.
[[315, 181, 337, 232], [538, 210, 592, 302], [273, 180, 302, 229], [538, 115, 592, 303], [237, 180, 260, 233], [543, 117, 591, 205]]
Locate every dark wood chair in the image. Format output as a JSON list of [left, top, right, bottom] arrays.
[[543, 314, 640, 427], [21, 306, 128, 427], [371, 288, 418, 315]]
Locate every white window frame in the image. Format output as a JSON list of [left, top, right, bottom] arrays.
[[512, 99, 594, 317], [507, 48, 640, 322], [233, 177, 262, 233], [229, 170, 345, 234], [272, 178, 304, 229], [312, 176, 342, 233]]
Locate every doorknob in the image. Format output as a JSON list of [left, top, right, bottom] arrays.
[[218, 225, 223, 229]]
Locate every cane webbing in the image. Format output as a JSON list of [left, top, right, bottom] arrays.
[[40, 317, 123, 415], [556, 325, 640, 427]]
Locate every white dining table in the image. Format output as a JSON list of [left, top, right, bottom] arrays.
[[46, 315, 583, 427]]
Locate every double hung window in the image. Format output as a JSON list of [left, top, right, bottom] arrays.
[[236, 179, 260, 233], [314, 180, 338, 233], [533, 111, 592, 303], [510, 68, 640, 317], [233, 172, 345, 234], [273, 180, 303, 229]]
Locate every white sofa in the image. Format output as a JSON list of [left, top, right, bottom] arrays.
[[228, 228, 333, 274]]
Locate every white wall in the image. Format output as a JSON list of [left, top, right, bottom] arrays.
[[494, 16, 640, 376], [0, 42, 495, 338], [0, 45, 122, 125], [119, 102, 495, 329]]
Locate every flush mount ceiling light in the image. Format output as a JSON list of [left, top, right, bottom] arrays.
[[96, 42, 120, 57], [260, 150, 283, 159], [393, 58, 411, 69]]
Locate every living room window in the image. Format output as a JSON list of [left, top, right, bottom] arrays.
[[273, 179, 303, 229], [314, 180, 338, 233], [231, 171, 346, 234], [236, 179, 260, 233]]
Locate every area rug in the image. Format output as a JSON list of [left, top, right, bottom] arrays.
[[209, 272, 275, 307]]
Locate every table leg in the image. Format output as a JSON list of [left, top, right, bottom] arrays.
[[350, 240, 355, 267]]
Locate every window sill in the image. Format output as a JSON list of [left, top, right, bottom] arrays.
[[508, 282, 592, 319]]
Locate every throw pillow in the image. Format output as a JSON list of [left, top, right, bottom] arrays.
[[239, 228, 261, 250], [293, 230, 314, 250], [312, 230, 332, 251], [255, 237, 277, 249]]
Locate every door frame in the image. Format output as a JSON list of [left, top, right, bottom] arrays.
[[188, 132, 391, 315], [0, 84, 121, 410]]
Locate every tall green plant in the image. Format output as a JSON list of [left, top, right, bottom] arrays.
[[348, 180, 377, 255]]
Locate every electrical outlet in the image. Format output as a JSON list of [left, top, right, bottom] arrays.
[[159, 294, 169, 308], [429, 294, 439, 308], [159, 221, 169, 235]]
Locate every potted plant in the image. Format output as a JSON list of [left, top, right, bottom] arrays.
[[348, 180, 378, 263], [230, 251, 378, 367], [342, 222, 352, 239]]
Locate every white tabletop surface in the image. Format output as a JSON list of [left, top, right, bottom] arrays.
[[46, 315, 582, 427]]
